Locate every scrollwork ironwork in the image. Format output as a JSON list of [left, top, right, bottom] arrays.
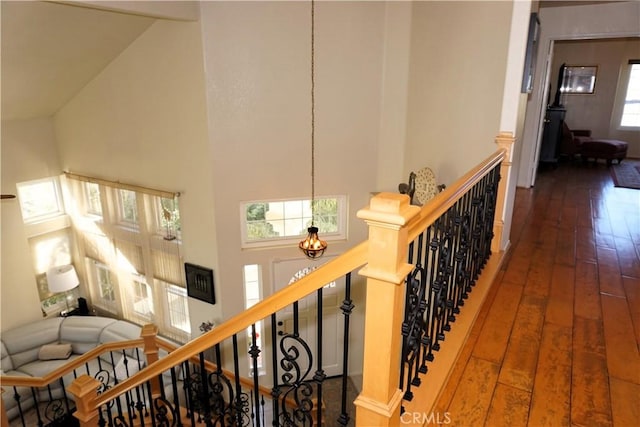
[[276, 334, 315, 426], [184, 365, 253, 426], [400, 162, 502, 406], [152, 395, 179, 427]]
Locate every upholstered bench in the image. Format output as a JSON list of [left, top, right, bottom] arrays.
[[580, 139, 628, 165]]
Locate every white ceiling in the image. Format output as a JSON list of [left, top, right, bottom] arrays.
[[1, 1, 621, 121], [1, 1, 156, 120]]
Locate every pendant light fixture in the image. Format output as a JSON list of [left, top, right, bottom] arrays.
[[299, 0, 327, 260]]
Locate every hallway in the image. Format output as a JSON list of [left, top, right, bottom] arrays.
[[432, 161, 640, 426]]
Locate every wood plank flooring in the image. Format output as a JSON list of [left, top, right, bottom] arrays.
[[430, 161, 640, 426]]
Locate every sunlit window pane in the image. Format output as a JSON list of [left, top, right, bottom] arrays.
[[17, 178, 64, 222], [166, 284, 191, 334], [621, 63, 640, 127], [98, 266, 115, 302], [132, 278, 153, 319], [85, 182, 102, 216], [159, 197, 181, 238], [242, 196, 345, 246], [118, 189, 138, 225]]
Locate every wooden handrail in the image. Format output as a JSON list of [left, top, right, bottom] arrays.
[[0, 339, 144, 388], [56, 146, 510, 424], [407, 149, 506, 243], [93, 241, 369, 408]]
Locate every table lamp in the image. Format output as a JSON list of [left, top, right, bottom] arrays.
[[46, 265, 79, 313]]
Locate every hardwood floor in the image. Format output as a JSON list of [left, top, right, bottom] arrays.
[[431, 160, 640, 426]]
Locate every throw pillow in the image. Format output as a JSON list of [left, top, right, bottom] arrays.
[[38, 343, 72, 361]]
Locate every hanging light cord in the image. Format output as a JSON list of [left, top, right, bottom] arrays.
[[310, 0, 316, 226]]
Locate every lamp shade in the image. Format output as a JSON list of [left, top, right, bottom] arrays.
[[46, 265, 79, 293]]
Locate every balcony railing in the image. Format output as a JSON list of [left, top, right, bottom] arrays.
[[1, 133, 514, 427]]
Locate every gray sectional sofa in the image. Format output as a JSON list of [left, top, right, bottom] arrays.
[[1, 315, 145, 420]]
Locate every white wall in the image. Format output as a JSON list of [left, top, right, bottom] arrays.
[[518, 1, 640, 187], [404, 1, 513, 186], [376, 2, 413, 193], [198, 0, 387, 376], [53, 19, 221, 332], [1, 118, 61, 330]]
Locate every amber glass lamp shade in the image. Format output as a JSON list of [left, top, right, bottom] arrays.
[[299, 226, 327, 259]]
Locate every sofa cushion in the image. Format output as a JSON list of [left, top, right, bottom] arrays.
[[99, 320, 142, 343], [60, 316, 118, 354], [1, 341, 13, 371], [17, 354, 81, 378], [99, 320, 143, 362], [2, 318, 64, 369]]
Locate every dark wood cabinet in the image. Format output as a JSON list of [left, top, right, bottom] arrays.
[[539, 106, 566, 164]]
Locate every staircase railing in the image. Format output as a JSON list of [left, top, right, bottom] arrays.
[[4, 133, 513, 427]]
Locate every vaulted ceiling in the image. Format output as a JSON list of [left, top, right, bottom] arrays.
[[1, 1, 155, 120], [1, 1, 625, 121]]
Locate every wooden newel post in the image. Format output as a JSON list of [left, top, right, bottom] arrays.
[[493, 131, 515, 253], [68, 375, 101, 426], [141, 324, 161, 396], [355, 192, 420, 427]]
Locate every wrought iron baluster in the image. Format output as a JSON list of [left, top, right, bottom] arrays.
[[270, 313, 281, 425], [426, 224, 440, 359], [457, 191, 473, 304], [401, 267, 426, 402], [420, 225, 435, 368], [59, 376, 73, 422], [293, 301, 299, 336], [197, 352, 212, 426], [399, 240, 416, 396], [249, 324, 261, 427], [411, 234, 426, 387], [277, 302, 314, 426], [232, 334, 250, 426], [433, 216, 450, 346], [106, 350, 124, 424], [442, 208, 456, 331], [9, 386, 25, 427], [450, 203, 465, 316], [471, 179, 484, 282], [169, 365, 184, 427], [146, 381, 155, 427], [337, 272, 353, 426], [260, 394, 265, 427], [314, 287, 326, 427], [183, 361, 197, 426]]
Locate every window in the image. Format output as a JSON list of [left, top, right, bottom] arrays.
[[86, 260, 117, 314], [16, 177, 65, 223], [131, 277, 154, 320], [158, 197, 181, 239], [99, 267, 116, 303], [118, 189, 139, 226], [241, 196, 347, 248], [67, 176, 188, 342], [164, 283, 191, 336], [620, 62, 640, 128], [85, 182, 102, 217]]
